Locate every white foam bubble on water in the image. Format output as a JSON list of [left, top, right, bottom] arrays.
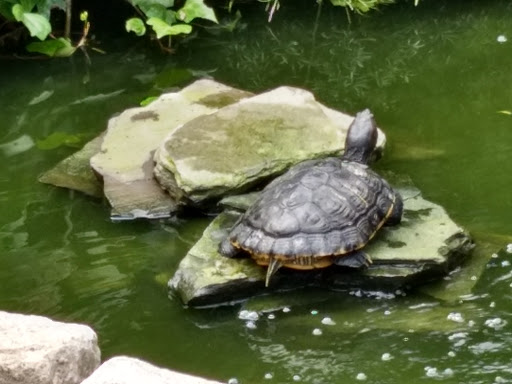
[[381, 353, 393, 361], [321, 317, 336, 326], [356, 373, 367, 381], [246, 321, 257, 329], [497, 35, 508, 43], [238, 310, 259, 321], [485, 317, 507, 330], [447, 312, 464, 323], [312, 328, 323, 336]]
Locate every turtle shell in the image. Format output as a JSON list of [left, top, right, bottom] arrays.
[[227, 157, 398, 270]]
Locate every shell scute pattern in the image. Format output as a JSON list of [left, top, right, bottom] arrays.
[[233, 157, 395, 259]]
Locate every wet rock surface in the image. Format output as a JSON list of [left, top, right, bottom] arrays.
[[170, 186, 474, 307], [154, 86, 385, 205], [89, 79, 252, 220]]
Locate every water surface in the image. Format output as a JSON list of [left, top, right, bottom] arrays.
[[2, 0, 512, 383]]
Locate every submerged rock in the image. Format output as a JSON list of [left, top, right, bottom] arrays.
[[38, 134, 104, 198], [89, 79, 252, 220], [169, 187, 474, 307], [154, 86, 385, 205]]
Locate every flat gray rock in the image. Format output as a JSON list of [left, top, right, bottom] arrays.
[[38, 134, 104, 198], [0, 311, 100, 384], [81, 356, 223, 384], [154, 86, 385, 205], [89, 79, 251, 220], [169, 187, 474, 307]]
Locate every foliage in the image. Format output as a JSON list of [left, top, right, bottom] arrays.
[[0, 0, 64, 41], [0, 0, 92, 57], [125, 0, 218, 52]]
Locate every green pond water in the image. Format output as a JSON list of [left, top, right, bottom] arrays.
[[2, 0, 512, 383]]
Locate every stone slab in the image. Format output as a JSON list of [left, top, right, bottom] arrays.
[[80, 356, 223, 384], [89, 79, 252, 219], [169, 187, 474, 307], [38, 134, 104, 198], [154, 86, 386, 205], [0, 311, 100, 384]]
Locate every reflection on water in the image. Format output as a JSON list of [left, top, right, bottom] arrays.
[[2, 0, 512, 382]]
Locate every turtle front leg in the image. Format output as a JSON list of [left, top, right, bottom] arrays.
[[333, 251, 372, 268], [218, 238, 239, 258], [385, 191, 403, 226]]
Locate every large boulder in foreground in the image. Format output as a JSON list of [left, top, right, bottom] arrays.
[[89, 79, 252, 220], [154, 86, 386, 205], [81, 356, 223, 384], [169, 187, 474, 307], [0, 311, 100, 384]]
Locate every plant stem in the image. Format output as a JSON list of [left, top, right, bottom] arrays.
[[65, 0, 72, 39]]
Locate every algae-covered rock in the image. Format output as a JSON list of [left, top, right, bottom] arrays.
[[38, 134, 104, 198], [89, 79, 252, 220], [169, 187, 474, 307], [154, 86, 386, 205]]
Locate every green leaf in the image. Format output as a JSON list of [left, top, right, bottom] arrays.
[[20, 12, 52, 40], [147, 17, 192, 38], [20, 0, 36, 12], [140, 96, 159, 106], [177, 0, 217, 23], [0, 2, 15, 20], [131, 0, 174, 7], [27, 37, 76, 57], [36, 132, 84, 150], [126, 17, 146, 36], [12, 4, 25, 21]]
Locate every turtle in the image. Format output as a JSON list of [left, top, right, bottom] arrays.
[[219, 109, 403, 286]]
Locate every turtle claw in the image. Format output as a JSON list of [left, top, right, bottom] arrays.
[[334, 251, 372, 268]]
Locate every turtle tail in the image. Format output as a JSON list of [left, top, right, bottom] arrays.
[[265, 257, 282, 287]]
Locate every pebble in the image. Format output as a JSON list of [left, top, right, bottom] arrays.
[[238, 310, 259, 321], [321, 317, 336, 326], [497, 35, 508, 43], [356, 373, 367, 381], [312, 328, 323, 336], [264, 373, 273, 380], [381, 353, 393, 361]]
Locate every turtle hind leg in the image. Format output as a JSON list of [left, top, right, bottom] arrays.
[[334, 251, 372, 268], [218, 238, 239, 258]]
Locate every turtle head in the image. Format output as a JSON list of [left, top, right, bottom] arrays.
[[342, 109, 378, 164]]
